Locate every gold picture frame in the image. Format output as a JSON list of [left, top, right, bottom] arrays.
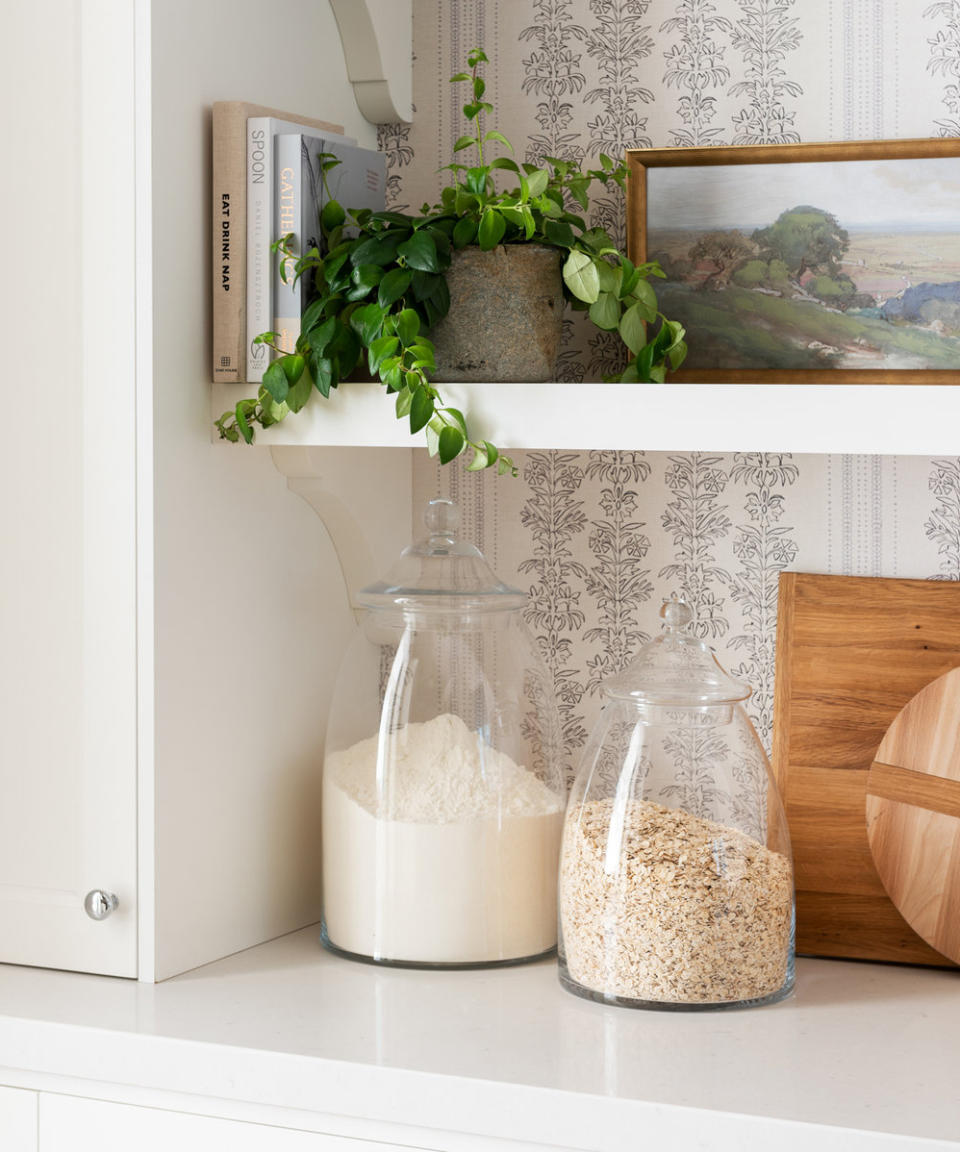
[[626, 138, 960, 383]]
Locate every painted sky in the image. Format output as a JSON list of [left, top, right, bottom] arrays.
[[646, 157, 960, 231]]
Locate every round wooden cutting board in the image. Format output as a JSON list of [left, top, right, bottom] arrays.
[[866, 666, 960, 964]]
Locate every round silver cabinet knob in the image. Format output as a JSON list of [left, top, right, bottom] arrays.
[[83, 890, 119, 920]]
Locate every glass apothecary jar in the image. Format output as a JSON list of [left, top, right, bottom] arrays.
[[558, 596, 795, 1010], [322, 499, 565, 968]]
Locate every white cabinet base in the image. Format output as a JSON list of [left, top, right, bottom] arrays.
[[0, 1086, 37, 1152], [39, 1096, 416, 1152]]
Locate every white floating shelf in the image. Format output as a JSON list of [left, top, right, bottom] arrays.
[[212, 381, 960, 456]]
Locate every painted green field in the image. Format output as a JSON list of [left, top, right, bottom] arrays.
[[658, 283, 960, 371]]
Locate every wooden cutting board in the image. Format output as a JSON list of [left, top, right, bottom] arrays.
[[866, 668, 960, 964], [773, 572, 960, 967]]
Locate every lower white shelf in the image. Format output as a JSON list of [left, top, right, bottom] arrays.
[[212, 380, 960, 455], [1, 927, 959, 1150]]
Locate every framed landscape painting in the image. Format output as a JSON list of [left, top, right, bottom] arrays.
[[626, 139, 960, 383]]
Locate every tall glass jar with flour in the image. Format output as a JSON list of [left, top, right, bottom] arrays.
[[322, 499, 565, 967]]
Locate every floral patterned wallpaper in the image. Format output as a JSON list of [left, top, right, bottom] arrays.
[[389, 1, 960, 772]]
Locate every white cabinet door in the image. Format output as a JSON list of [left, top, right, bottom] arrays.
[[0, 1086, 38, 1152], [0, 1, 137, 976], [39, 1096, 421, 1152]]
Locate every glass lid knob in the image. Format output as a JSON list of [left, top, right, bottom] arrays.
[[660, 594, 694, 632], [424, 498, 459, 538]]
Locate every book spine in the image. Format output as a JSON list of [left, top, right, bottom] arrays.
[[274, 135, 302, 355], [245, 117, 273, 382], [211, 103, 245, 382]]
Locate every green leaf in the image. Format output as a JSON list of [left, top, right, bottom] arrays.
[[396, 308, 421, 345], [350, 302, 386, 345], [368, 335, 400, 374], [395, 386, 414, 418], [328, 324, 360, 376], [588, 291, 621, 331], [382, 360, 403, 392], [262, 360, 289, 404], [562, 250, 600, 303], [652, 320, 674, 360], [320, 200, 346, 232], [543, 219, 575, 248], [425, 421, 441, 457], [449, 72, 470, 82], [351, 263, 383, 292], [596, 260, 621, 295], [438, 425, 465, 464], [378, 267, 412, 309], [478, 208, 506, 250], [410, 270, 441, 302], [323, 250, 350, 286], [409, 387, 435, 434], [452, 215, 478, 248], [619, 302, 649, 356], [669, 339, 688, 371], [484, 130, 513, 151], [350, 233, 403, 266], [525, 169, 549, 197], [631, 277, 658, 321], [455, 187, 481, 215], [280, 354, 305, 384], [258, 382, 289, 423], [301, 299, 325, 334], [465, 167, 489, 196], [408, 342, 436, 367], [234, 401, 254, 444], [309, 352, 333, 397], [443, 407, 467, 434], [285, 369, 312, 413], [397, 230, 439, 272], [636, 342, 656, 381], [466, 445, 489, 471], [490, 157, 520, 174], [454, 134, 476, 152]]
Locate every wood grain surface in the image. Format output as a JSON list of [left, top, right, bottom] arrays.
[[773, 572, 960, 967], [866, 669, 960, 963]]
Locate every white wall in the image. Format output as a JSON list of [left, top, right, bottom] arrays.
[[149, 0, 410, 980]]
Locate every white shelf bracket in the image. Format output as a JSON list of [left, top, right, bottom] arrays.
[[329, 0, 413, 125], [269, 446, 413, 611]]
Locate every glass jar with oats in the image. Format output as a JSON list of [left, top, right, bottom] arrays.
[[558, 595, 795, 1011]]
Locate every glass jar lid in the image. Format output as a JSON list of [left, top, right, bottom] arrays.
[[357, 498, 527, 612], [603, 595, 751, 706]]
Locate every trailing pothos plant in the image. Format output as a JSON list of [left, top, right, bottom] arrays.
[[216, 48, 687, 475]]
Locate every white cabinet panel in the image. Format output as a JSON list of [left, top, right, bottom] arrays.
[[0, 1086, 37, 1152], [39, 1095, 421, 1152], [0, 2, 137, 977]]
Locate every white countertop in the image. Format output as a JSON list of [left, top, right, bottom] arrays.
[[0, 927, 958, 1150]]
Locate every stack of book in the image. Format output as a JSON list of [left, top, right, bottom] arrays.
[[211, 102, 386, 384]]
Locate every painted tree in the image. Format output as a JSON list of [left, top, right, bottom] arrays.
[[752, 205, 848, 280], [689, 229, 755, 289]]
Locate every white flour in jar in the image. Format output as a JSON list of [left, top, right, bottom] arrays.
[[322, 713, 563, 964]]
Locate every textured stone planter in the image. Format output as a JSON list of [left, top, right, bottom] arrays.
[[428, 244, 564, 382]]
